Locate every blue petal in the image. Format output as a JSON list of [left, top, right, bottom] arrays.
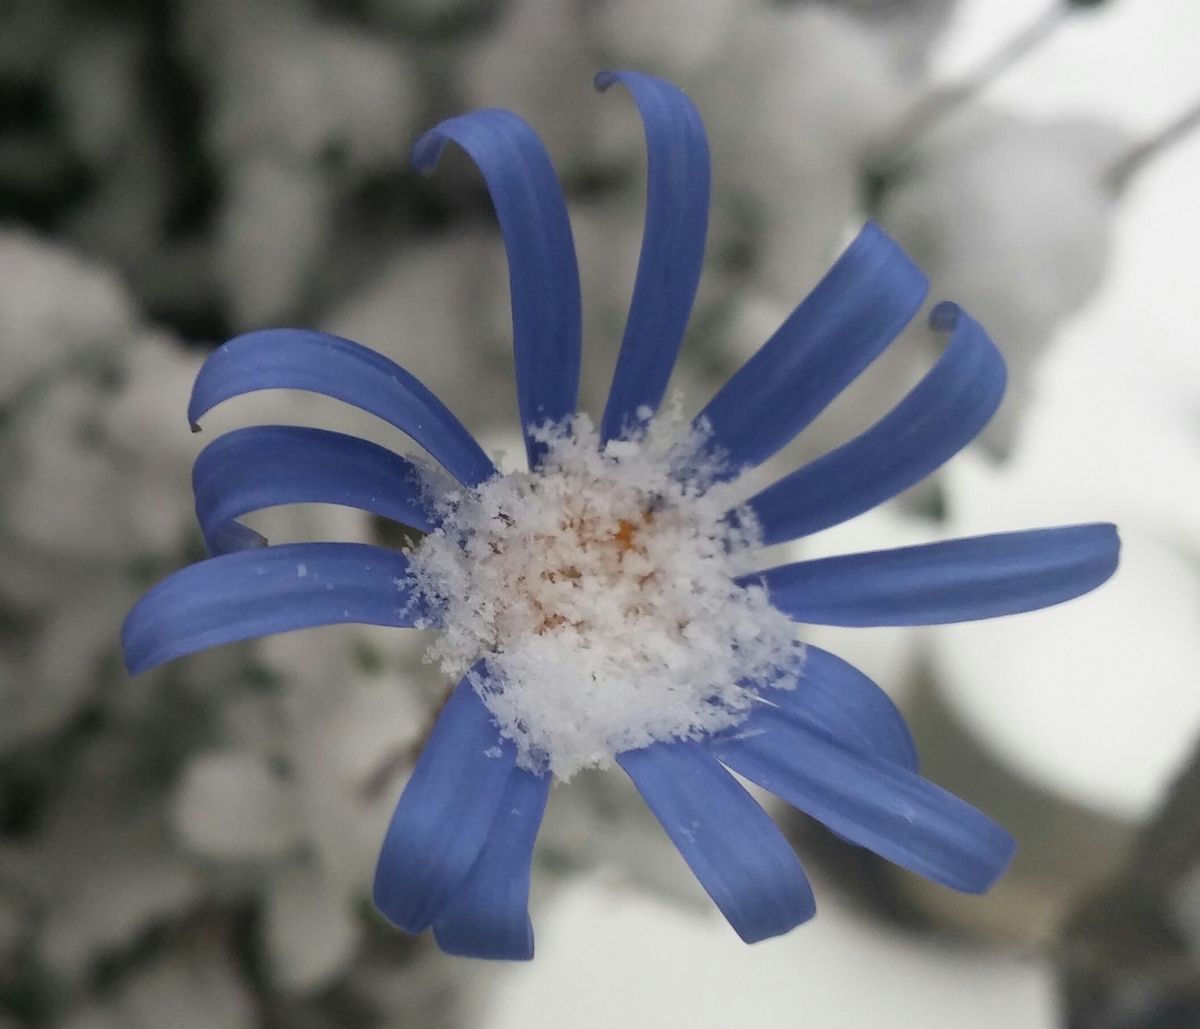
[[595, 71, 710, 444], [122, 542, 428, 675], [188, 329, 495, 488], [709, 710, 1015, 892], [618, 741, 816, 942], [695, 223, 927, 476], [374, 676, 516, 934], [746, 523, 1120, 626], [741, 303, 1005, 545], [194, 425, 438, 556], [753, 646, 918, 771], [413, 110, 581, 469], [433, 766, 551, 960]]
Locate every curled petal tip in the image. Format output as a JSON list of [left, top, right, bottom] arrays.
[[410, 128, 450, 174], [406, 108, 581, 468], [593, 70, 618, 92], [188, 328, 494, 487], [929, 300, 962, 332], [189, 421, 201, 433]]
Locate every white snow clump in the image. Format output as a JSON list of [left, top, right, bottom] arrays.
[[409, 412, 803, 780]]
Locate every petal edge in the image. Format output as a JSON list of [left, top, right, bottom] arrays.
[[619, 741, 816, 943], [747, 524, 1120, 626], [741, 302, 1005, 544], [696, 223, 928, 475], [596, 70, 710, 443], [373, 677, 517, 934], [711, 711, 1015, 893], [414, 110, 581, 468], [122, 542, 427, 675]]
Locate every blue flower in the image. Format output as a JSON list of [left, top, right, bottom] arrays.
[[122, 71, 1119, 960]]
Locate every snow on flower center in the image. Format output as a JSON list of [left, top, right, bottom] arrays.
[[408, 413, 802, 780]]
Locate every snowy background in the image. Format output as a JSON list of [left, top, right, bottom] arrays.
[[1, 0, 1199, 1026]]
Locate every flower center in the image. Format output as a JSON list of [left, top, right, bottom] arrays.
[[408, 414, 802, 780], [525, 511, 653, 633]]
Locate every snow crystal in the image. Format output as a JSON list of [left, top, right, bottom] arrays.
[[408, 412, 803, 780]]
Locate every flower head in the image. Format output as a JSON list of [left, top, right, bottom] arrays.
[[122, 71, 1119, 960]]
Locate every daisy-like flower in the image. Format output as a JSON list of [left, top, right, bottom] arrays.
[[122, 71, 1119, 960]]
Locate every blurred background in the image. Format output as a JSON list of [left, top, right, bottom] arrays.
[[1, 0, 1198, 1026]]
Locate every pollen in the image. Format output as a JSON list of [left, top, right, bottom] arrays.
[[407, 412, 803, 780]]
